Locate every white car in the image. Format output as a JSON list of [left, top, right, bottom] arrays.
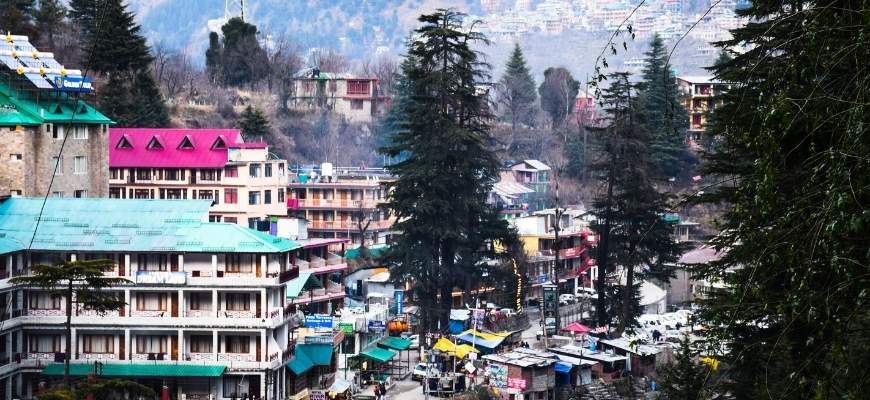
[[559, 294, 576, 305], [575, 287, 597, 298], [412, 362, 440, 382]]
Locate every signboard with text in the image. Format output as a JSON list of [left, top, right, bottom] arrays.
[[394, 290, 404, 314], [52, 76, 93, 93], [367, 320, 386, 332], [304, 314, 334, 329]]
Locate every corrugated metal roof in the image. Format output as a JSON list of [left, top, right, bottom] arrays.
[[0, 82, 112, 126], [523, 160, 551, 171], [0, 197, 300, 253], [109, 128, 242, 168]]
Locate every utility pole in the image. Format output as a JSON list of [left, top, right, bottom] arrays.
[[552, 178, 563, 333]]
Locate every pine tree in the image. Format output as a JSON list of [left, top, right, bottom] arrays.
[[220, 17, 269, 86], [72, 0, 152, 74], [34, 0, 66, 51], [496, 43, 537, 149], [657, 336, 711, 400], [637, 34, 692, 180], [380, 9, 518, 331], [205, 31, 223, 83], [130, 69, 170, 127], [694, 0, 870, 398], [237, 105, 271, 140], [0, 0, 38, 39], [589, 73, 685, 330], [538, 67, 579, 129]]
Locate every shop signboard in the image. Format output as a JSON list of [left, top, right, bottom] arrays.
[[542, 284, 557, 314], [367, 320, 386, 332], [394, 290, 404, 314], [304, 314, 334, 329], [338, 322, 354, 334]]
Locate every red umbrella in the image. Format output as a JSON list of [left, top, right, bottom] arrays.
[[561, 322, 592, 334]]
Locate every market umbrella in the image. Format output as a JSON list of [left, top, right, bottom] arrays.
[[561, 322, 592, 334]]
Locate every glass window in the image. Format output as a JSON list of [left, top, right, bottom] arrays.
[[264, 163, 272, 177], [189, 335, 212, 353], [278, 189, 285, 203], [52, 125, 64, 140], [264, 190, 272, 204], [188, 293, 212, 311], [223, 376, 250, 398], [73, 156, 87, 174], [224, 166, 238, 177], [249, 164, 261, 178], [225, 293, 250, 311], [224, 217, 238, 224], [224, 188, 238, 204], [225, 335, 250, 353], [72, 125, 88, 140], [136, 335, 166, 354], [82, 335, 113, 353], [136, 293, 168, 311], [248, 191, 260, 205], [52, 156, 62, 175], [226, 255, 253, 273], [74, 190, 87, 198]]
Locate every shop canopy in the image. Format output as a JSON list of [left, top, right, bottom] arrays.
[[378, 336, 412, 351], [287, 343, 334, 375], [42, 363, 225, 377], [286, 272, 324, 298], [561, 322, 592, 334], [456, 330, 507, 350], [360, 347, 397, 363], [432, 337, 480, 359]]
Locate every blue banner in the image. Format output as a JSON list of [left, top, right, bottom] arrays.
[[304, 314, 334, 329], [394, 290, 404, 314], [367, 320, 386, 332], [52, 76, 94, 93]]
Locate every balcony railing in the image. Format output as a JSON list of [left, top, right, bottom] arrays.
[[130, 310, 169, 318], [307, 220, 392, 230], [184, 310, 213, 318], [185, 352, 216, 362], [77, 308, 119, 318], [292, 198, 380, 209], [81, 353, 117, 361], [218, 353, 256, 362], [25, 352, 58, 361], [132, 353, 169, 361], [27, 309, 65, 317], [221, 310, 256, 318]]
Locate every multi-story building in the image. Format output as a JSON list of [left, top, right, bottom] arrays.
[[0, 35, 111, 198], [512, 209, 596, 299], [0, 196, 310, 399], [289, 70, 389, 123], [502, 160, 551, 212], [287, 164, 395, 248], [108, 128, 288, 229], [677, 75, 729, 148]]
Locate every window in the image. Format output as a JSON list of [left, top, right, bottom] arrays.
[[9, 154, 22, 161], [351, 99, 364, 110], [264, 163, 272, 177], [199, 169, 218, 181], [208, 215, 222, 223], [136, 335, 166, 354], [278, 163, 285, 176], [226, 255, 253, 273], [188, 293, 212, 311], [248, 191, 260, 205], [224, 188, 238, 204], [82, 335, 113, 353], [347, 80, 370, 95], [52, 156, 62, 175], [164, 169, 182, 181], [29, 335, 61, 353], [133, 189, 151, 199], [278, 189, 285, 203], [177, 135, 194, 149], [137, 254, 168, 271], [52, 191, 64, 198], [189, 335, 212, 353], [224, 217, 238, 224], [224, 166, 238, 177], [136, 293, 168, 311], [211, 136, 227, 149], [223, 376, 250, 398], [116, 135, 133, 149], [225, 335, 250, 353], [51, 124, 64, 140], [30, 293, 61, 309], [109, 188, 121, 198], [249, 164, 261, 178], [264, 190, 272, 204], [10, 190, 22, 196], [199, 190, 214, 201], [224, 293, 250, 311], [135, 168, 152, 180], [73, 156, 87, 174], [72, 125, 88, 140], [248, 218, 259, 229], [74, 190, 87, 198], [110, 168, 121, 180], [146, 136, 163, 150]]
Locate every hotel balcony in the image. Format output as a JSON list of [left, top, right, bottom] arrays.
[[288, 198, 381, 210], [306, 220, 392, 231], [290, 283, 345, 305]]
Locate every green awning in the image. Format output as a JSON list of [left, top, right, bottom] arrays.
[[378, 337, 411, 351], [286, 343, 334, 375], [359, 347, 397, 363], [286, 272, 324, 298], [287, 350, 314, 375], [42, 363, 225, 377]]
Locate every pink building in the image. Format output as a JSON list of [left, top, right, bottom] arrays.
[[108, 128, 288, 228], [573, 92, 597, 127]]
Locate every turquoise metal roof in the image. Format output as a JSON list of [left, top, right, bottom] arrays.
[[285, 272, 323, 298], [286, 343, 333, 375], [0, 236, 23, 255], [42, 363, 225, 377], [0, 198, 300, 253]]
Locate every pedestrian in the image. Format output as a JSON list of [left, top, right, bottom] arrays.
[[374, 383, 381, 400], [652, 329, 661, 342], [379, 381, 386, 399]]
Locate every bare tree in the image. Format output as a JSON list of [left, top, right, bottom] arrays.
[[265, 35, 303, 114], [359, 54, 398, 95], [152, 43, 199, 102], [309, 48, 349, 73]]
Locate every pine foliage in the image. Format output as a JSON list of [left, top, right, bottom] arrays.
[[657, 336, 711, 400], [694, 0, 870, 397], [237, 105, 271, 140], [497, 44, 537, 143], [380, 9, 518, 331]]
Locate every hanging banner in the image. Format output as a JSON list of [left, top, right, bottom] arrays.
[[394, 290, 404, 314]]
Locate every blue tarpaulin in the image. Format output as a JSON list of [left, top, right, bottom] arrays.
[[555, 362, 574, 373], [448, 320, 465, 334], [555, 362, 574, 386], [456, 332, 504, 350]]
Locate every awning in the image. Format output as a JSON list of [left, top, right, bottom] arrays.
[[286, 272, 323, 298], [555, 362, 574, 374], [456, 330, 506, 350], [359, 347, 397, 363], [287, 343, 334, 375], [432, 337, 480, 359], [378, 337, 412, 351], [42, 363, 225, 377], [328, 379, 352, 393]]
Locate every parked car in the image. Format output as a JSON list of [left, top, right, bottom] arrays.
[[412, 362, 440, 382], [401, 333, 420, 350], [499, 308, 517, 317], [575, 287, 597, 298], [559, 294, 576, 305]]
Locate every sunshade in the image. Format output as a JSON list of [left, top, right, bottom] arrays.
[[359, 347, 397, 363], [432, 337, 480, 359], [286, 272, 323, 298], [42, 363, 224, 377], [562, 322, 592, 334], [378, 336, 412, 351]]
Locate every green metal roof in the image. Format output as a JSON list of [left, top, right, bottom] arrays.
[[0, 236, 23, 255], [0, 197, 301, 253], [41, 363, 225, 377], [286, 343, 334, 375], [0, 82, 112, 126], [285, 272, 323, 298], [359, 347, 397, 363], [345, 245, 388, 260], [378, 337, 412, 351]]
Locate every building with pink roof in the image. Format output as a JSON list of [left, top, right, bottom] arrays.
[[108, 128, 287, 228]]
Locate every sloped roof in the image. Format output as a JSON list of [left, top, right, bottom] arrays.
[[0, 197, 299, 253], [109, 128, 242, 168], [493, 180, 535, 197], [42, 363, 225, 377], [0, 83, 111, 126]]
